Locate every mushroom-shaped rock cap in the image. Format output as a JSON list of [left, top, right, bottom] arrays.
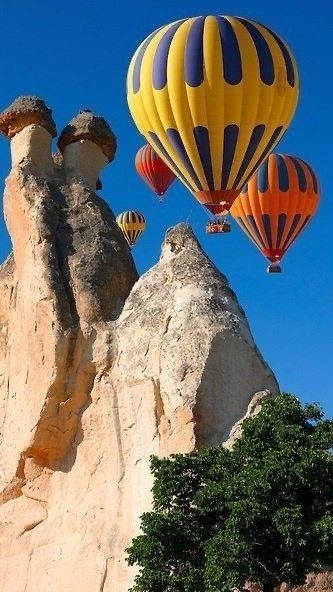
[[57, 109, 117, 162], [0, 96, 56, 138]]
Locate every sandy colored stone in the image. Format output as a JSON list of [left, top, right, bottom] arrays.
[[58, 109, 116, 162], [10, 124, 54, 175], [0, 101, 282, 592], [224, 389, 272, 449], [62, 139, 108, 190], [0, 96, 56, 138]]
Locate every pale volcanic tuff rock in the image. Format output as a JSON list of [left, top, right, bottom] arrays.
[[0, 97, 279, 592], [57, 109, 117, 162], [0, 95, 57, 139], [57, 110, 116, 190]]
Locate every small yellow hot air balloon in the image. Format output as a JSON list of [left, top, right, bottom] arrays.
[[230, 154, 320, 272], [116, 211, 146, 247], [127, 16, 299, 221]]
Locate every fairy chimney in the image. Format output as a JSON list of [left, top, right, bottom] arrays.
[[0, 96, 56, 174], [57, 109, 117, 190]]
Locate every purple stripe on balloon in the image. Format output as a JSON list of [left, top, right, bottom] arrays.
[[237, 18, 274, 85], [288, 156, 307, 192], [193, 126, 214, 190], [276, 213, 287, 248], [240, 126, 284, 188], [257, 157, 269, 192], [299, 160, 318, 193], [276, 154, 289, 192], [153, 20, 186, 90], [221, 125, 239, 189], [257, 21, 296, 87], [290, 215, 311, 243], [216, 17, 242, 85], [132, 29, 162, 93], [262, 213, 273, 249], [233, 124, 266, 189], [247, 215, 265, 248], [167, 128, 203, 190], [148, 132, 192, 191], [237, 216, 264, 249], [281, 213, 301, 249], [185, 17, 205, 87]]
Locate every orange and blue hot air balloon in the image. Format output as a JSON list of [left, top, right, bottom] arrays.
[[127, 16, 299, 221], [135, 144, 176, 201], [230, 154, 320, 272]]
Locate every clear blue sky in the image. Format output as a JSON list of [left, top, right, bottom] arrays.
[[0, 1, 331, 415]]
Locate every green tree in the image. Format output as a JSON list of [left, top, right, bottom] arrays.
[[126, 395, 333, 592]]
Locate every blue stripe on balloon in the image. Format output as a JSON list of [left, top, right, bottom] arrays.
[[257, 158, 269, 192], [240, 183, 248, 194], [281, 213, 301, 249], [241, 126, 284, 187], [276, 213, 287, 247], [233, 124, 266, 189], [237, 18, 274, 85], [193, 126, 214, 190], [288, 156, 307, 191], [153, 20, 186, 90], [257, 21, 295, 87], [291, 215, 311, 242], [221, 125, 239, 189], [133, 29, 162, 93], [282, 214, 311, 251], [276, 154, 289, 191], [185, 17, 205, 87], [167, 128, 203, 189], [247, 215, 265, 248], [262, 214, 273, 248], [216, 16, 242, 84], [148, 132, 192, 191], [300, 160, 318, 193], [236, 216, 261, 247]]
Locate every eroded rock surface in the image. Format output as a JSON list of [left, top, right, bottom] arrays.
[[0, 97, 279, 592]]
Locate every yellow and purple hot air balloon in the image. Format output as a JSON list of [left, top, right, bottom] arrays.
[[127, 16, 299, 223], [230, 154, 320, 272]]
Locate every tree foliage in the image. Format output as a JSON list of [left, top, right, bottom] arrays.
[[126, 395, 333, 592]]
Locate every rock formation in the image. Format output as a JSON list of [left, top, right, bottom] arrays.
[[0, 96, 282, 591]]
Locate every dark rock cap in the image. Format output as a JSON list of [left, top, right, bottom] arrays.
[[0, 96, 56, 138], [57, 109, 117, 162]]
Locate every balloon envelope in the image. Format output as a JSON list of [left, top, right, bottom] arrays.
[[135, 144, 176, 198], [230, 154, 320, 262], [116, 211, 146, 247], [127, 16, 299, 215]]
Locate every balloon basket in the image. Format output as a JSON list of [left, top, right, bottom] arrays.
[[267, 263, 282, 274], [206, 219, 231, 234]]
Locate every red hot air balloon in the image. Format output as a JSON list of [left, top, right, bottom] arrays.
[[135, 144, 176, 201]]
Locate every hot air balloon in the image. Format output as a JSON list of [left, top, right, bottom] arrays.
[[135, 144, 176, 201], [230, 154, 320, 272], [127, 16, 299, 231], [116, 211, 146, 247]]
